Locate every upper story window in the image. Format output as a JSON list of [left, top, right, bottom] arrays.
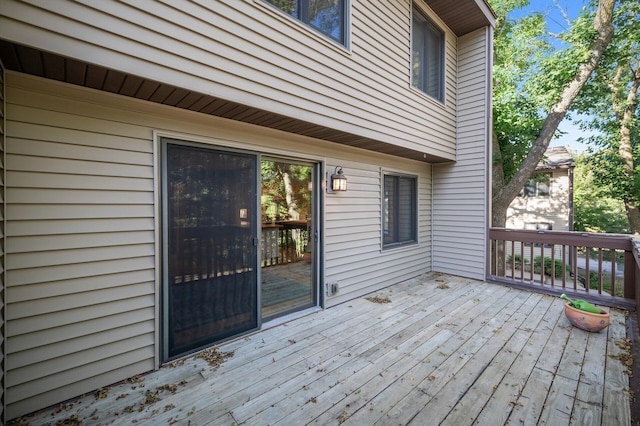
[[411, 5, 445, 102], [383, 173, 417, 248], [264, 0, 348, 45], [523, 173, 551, 197]]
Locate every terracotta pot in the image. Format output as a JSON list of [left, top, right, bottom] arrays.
[[564, 302, 610, 332]]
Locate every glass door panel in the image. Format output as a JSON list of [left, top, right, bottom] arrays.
[[164, 142, 258, 360], [260, 159, 316, 320]]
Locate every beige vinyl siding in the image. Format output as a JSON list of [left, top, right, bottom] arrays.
[[5, 72, 433, 418], [0, 59, 6, 424], [324, 164, 431, 307], [432, 28, 491, 280], [5, 75, 156, 418], [506, 169, 572, 231], [0, 0, 458, 160]]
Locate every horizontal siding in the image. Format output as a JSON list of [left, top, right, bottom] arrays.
[[432, 28, 490, 280], [324, 163, 432, 307], [5, 76, 156, 418], [0, 59, 6, 426], [506, 170, 572, 231], [5, 72, 434, 418], [0, 0, 460, 159]]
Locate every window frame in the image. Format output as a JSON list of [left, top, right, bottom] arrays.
[[382, 172, 418, 249], [411, 3, 446, 103], [522, 172, 552, 197], [262, 0, 349, 46]]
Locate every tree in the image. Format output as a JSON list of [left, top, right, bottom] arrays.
[[573, 153, 629, 233], [572, 0, 640, 234], [490, 0, 617, 227]]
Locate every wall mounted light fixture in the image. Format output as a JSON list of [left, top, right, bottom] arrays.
[[328, 166, 347, 192]]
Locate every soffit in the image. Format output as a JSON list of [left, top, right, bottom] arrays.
[[0, 40, 449, 164], [424, 0, 496, 35]]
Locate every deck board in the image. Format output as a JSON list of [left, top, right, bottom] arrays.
[[12, 274, 632, 426]]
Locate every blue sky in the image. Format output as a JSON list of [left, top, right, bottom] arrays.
[[509, 0, 595, 154]]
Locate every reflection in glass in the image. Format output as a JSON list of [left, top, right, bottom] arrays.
[[265, 0, 345, 44], [260, 160, 316, 320]]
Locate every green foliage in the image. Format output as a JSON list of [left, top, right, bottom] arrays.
[[506, 254, 568, 278], [533, 256, 568, 278], [573, 153, 630, 233], [570, 0, 640, 232], [506, 253, 528, 264], [261, 161, 312, 221], [490, 1, 551, 182], [489, 0, 601, 184]]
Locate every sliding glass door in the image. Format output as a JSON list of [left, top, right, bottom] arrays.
[[162, 141, 320, 360], [260, 159, 317, 320], [163, 141, 258, 360]]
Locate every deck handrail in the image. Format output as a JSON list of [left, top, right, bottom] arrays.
[[488, 228, 637, 311]]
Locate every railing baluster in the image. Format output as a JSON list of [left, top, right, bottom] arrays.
[[488, 228, 635, 309], [519, 242, 525, 280], [529, 242, 534, 282], [572, 245, 578, 290], [539, 242, 545, 285], [550, 244, 556, 287], [597, 248, 603, 295], [585, 249, 590, 293], [510, 240, 515, 279], [611, 250, 616, 296]]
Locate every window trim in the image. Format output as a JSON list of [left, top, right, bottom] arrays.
[[382, 171, 418, 250], [522, 172, 552, 197], [411, 2, 446, 103], [260, 0, 350, 47]]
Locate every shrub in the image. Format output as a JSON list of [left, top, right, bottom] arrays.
[[533, 256, 568, 278]]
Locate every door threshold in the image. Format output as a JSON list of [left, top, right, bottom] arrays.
[[262, 306, 323, 330]]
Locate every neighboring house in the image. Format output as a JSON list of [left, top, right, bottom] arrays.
[[0, 0, 495, 420], [506, 146, 575, 261], [507, 146, 575, 232]]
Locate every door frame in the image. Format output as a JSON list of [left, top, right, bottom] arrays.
[[160, 137, 261, 361], [259, 155, 322, 322], [157, 135, 324, 362]]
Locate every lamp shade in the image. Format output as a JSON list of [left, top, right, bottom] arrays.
[[331, 167, 347, 192]]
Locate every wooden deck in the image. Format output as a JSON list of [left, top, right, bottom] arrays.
[[14, 273, 632, 425]]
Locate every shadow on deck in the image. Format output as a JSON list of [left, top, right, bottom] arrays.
[[12, 273, 632, 425]]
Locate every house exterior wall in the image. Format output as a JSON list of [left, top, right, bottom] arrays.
[[506, 169, 572, 231], [0, 0, 494, 419], [506, 169, 573, 261], [5, 71, 434, 418], [431, 28, 492, 280], [0, 0, 459, 160], [0, 59, 6, 425]]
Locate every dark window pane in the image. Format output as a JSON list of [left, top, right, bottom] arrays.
[[412, 7, 444, 101], [309, 0, 343, 41], [398, 177, 416, 241], [383, 175, 396, 244], [524, 173, 551, 196], [524, 181, 537, 197], [265, 0, 346, 44], [266, 0, 297, 15], [383, 174, 417, 248], [537, 178, 550, 196]]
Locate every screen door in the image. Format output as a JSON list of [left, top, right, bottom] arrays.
[[163, 141, 258, 360]]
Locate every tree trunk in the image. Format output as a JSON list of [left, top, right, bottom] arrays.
[[282, 170, 299, 220], [618, 66, 640, 234], [492, 0, 617, 227]]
